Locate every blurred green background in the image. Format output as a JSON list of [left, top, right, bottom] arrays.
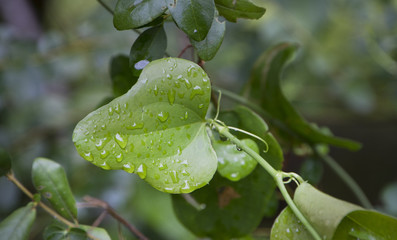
[[0, 0, 396, 239]]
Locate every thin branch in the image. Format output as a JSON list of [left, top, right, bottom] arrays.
[[92, 210, 108, 227], [178, 44, 193, 58]]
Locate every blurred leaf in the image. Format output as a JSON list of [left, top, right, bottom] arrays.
[[215, 0, 266, 22], [113, 0, 167, 30], [44, 222, 87, 240], [110, 55, 137, 97], [333, 210, 397, 240], [172, 166, 275, 239], [0, 148, 12, 176], [244, 43, 361, 151], [213, 138, 259, 181], [129, 25, 167, 77], [0, 202, 36, 240], [73, 58, 217, 194], [190, 15, 225, 61], [79, 225, 111, 240], [270, 207, 313, 240], [381, 181, 397, 216], [32, 158, 77, 221], [166, 0, 215, 41], [299, 157, 323, 185]]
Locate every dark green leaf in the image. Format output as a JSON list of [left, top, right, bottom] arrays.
[[32, 158, 77, 221], [44, 222, 88, 240], [190, 15, 225, 61], [271, 207, 313, 240], [113, 0, 167, 30], [172, 166, 275, 239], [333, 210, 397, 240], [215, 0, 266, 22], [0, 202, 36, 240], [0, 148, 12, 176], [244, 43, 361, 151], [166, 0, 215, 41], [299, 157, 323, 185], [110, 55, 138, 97], [129, 25, 167, 77], [73, 58, 216, 194]]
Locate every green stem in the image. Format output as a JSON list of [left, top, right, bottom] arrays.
[[212, 122, 322, 240]]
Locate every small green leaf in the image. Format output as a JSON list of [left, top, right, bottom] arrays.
[[79, 225, 111, 240], [299, 157, 324, 185], [294, 183, 362, 239], [213, 138, 258, 181], [0, 202, 36, 240], [333, 210, 397, 240], [166, 0, 215, 41], [32, 158, 77, 221], [129, 25, 167, 77], [190, 15, 225, 61], [73, 58, 217, 193], [113, 0, 167, 30], [215, 0, 266, 22], [271, 207, 313, 240], [110, 55, 138, 97], [172, 166, 275, 239], [44, 222, 88, 240], [0, 148, 12, 176], [244, 43, 361, 151]]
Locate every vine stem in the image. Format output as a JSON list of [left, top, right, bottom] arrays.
[[211, 122, 322, 240]]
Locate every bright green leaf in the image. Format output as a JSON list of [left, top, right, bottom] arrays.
[[213, 138, 258, 181], [270, 207, 313, 240], [166, 0, 214, 41], [215, 0, 266, 22], [333, 210, 397, 240], [44, 222, 88, 240], [172, 166, 275, 239], [113, 0, 167, 30], [110, 55, 138, 97], [244, 43, 361, 151], [79, 225, 111, 240], [0, 148, 12, 176], [129, 25, 167, 77], [190, 15, 225, 61], [32, 158, 77, 221], [0, 202, 36, 240], [73, 58, 217, 194]]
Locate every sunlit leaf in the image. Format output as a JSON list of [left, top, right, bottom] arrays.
[[0, 148, 12, 176], [166, 0, 214, 41], [73, 58, 217, 193], [244, 43, 361, 151], [129, 25, 167, 77], [270, 207, 313, 240], [110, 55, 137, 97], [113, 0, 167, 30], [215, 0, 266, 22], [0, 202, 36, 240], [32, 158, 77, 221]]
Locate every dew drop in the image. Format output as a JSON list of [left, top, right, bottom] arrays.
[[108, 107, 114, 116], [114, 133, 128, 149], [190, 86, 204, 99], [170, 170, 179, 183], [166, 73, 172, 80], [157, 111, 169, 122], [82, 152, 94, 161], [136, 164, 147, 179], [181, 180, 190, 193], [114, 103, 120, 113], [181, 169, 190, 176], [193, 29, 197, 33], [100, 161, 111, 170], [236, 146, 242, 151], [126, 122, 144, 130], [187, 65, 194, 77], [177, 146, 182, 155], [153, 85, 159, 96], [167, 89, 175, 105], [181, 159, 188, 165], [100, 150, 109, 159], [116, 152, 124, 162], [159, 163, 168, 170], [183, 78, 192, 89], [44, 192, 52, 199], [198, 103, 204, 109], [122, 163, 135, 173], [101, 124, 106, 130], [286, 228, 290, 233]]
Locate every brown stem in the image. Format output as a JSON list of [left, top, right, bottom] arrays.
[[178, 44, 193, 58]]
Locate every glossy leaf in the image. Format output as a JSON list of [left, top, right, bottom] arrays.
[[110, 55, 138, 97], [32, 158, 77, 221], [113, 0, 167, 30], [0, 148, 12, 176], [271, 207, 313, 240], [213, 138, 259, 181], [0, 202, 36, 240], [73, 58, 216, 194], [172, 166, 275, 239], [44, 222, 87, 240], [190, 15, 225, 61], [333, 210, 397, 240], [79, 225, 111, 240], [215, 0, 266, 22], [294, 182, 362, 239], [166, 0, 215, 41], [129, 25, 167, 77], [244, 43, 361, 151]]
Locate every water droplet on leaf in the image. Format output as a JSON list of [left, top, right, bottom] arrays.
[[167, 89, 175, 105], [82, 152, 93, 161], [122, 163, 135, 173], [114, 133, 128, 149], [157, 111, 169, 122], [100, 150, 109, 159], [116, 152, 123, 162], [170, 170, 179, 183], [190, 86, 204, 99], [136, 164, 147, 179], [126, 122, 144, 130]]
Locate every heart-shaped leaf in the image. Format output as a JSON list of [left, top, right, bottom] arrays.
[[73, 58, 217, 193], [113, 0, 167, 30], [215, 0, 266, 23], [213, 138, 259, 181], [271, 206, 313, 240], [0, 202, 36, 240]]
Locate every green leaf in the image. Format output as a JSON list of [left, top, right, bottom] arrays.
[[110, 55, 138, 97], [215, 0, 266, 22], [79, 225, 111, 240], [244, 43, 361, 151], [190, 15, 225, 61], [73, 58, 217, 194], [333, 210, 397, 240], [44, 222, 88, 240], [213, 138, 259, 181], [129, 25, 167, 77], [32, 158, 77, 221], [0, 202, 36, 240], [270, 207, 313, 240], [166, 0, 215, 41], [293, 182, 362, 239], [172, 166, 275, 239], [113, 0, 167, 30], [299, 157, 323, 185], [0, 148, 12, 176]]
